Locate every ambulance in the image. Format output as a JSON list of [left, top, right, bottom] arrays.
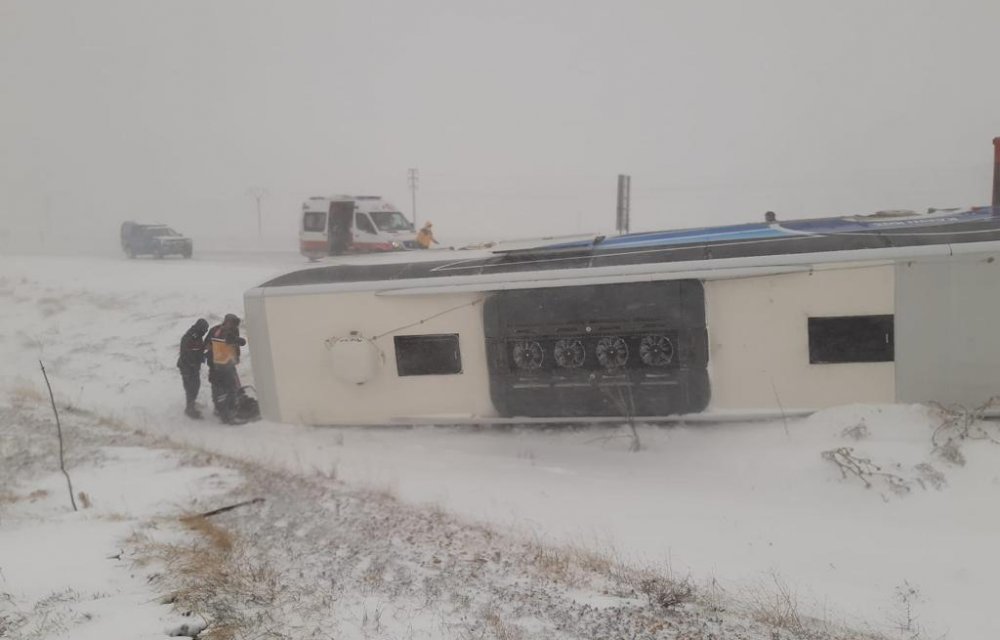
[[299, 195, 419, 260]]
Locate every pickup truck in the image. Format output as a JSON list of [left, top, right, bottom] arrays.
[[120, 221, 193, 259]]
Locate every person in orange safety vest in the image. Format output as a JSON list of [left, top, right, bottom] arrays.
[[416, 221, 439, 249], [205, 313, 246, 423]]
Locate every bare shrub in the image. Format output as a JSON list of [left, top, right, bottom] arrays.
[[929, 397, 1000, 465], [638, 573, 695, 610], [39, 360, 77, 511], [523, 536, 700, 614], [913, 463, 946, 491], [821, 447, 910, 496], [934, 440, 964, 466], [77, 492, 92, 509], [703, 576, 727, 614], [890, 581, 925, 639], [599, 383, 642, 452], [527, 540, 573, 584], [567, 545, 614, 576], [361, 556, 389, 592], [180, 515, 234, 552], [483, 605, 523, 640], [744, 571, 805, 632], [840, 420, 870, 441]]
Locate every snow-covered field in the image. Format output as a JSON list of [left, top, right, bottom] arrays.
[[2, 251, 999, 639], [0, 399, 243, 639]]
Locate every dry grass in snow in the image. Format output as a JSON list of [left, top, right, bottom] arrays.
[[1, 382, 907, 640]]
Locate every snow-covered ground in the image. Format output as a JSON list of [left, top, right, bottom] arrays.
[[2, 251, 999, 639], [0, 399, 242, 639]]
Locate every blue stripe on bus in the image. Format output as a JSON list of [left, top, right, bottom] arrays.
[[538, 209, 991, 253]]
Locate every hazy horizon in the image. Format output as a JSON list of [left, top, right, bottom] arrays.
[[2, 0, 999, 254]]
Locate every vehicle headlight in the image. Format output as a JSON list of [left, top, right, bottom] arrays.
[[391, 241, 401, 248]]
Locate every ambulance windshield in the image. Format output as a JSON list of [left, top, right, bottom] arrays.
[[370, 211, 414, 232]]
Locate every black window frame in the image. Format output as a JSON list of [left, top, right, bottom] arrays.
[[394, 334, 463, 376], [808, 315, 894, 364]]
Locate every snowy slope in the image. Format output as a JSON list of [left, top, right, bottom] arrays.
[[2, 252, 998, 638], [0, 403, 242, 639]]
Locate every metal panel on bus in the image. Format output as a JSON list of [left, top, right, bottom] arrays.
[[895, 254, 1000, 406], [483, 281, 710, 417]]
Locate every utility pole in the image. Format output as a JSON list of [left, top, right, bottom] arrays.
[[247, 187, 268, 238], [41, 193, 51, 248], [408, 168, 419, 227], [616, 174, 631, 235], [993, 137, 1000, 208]]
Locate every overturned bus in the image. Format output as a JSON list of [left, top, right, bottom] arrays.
[[247, 206, 1000, 426]]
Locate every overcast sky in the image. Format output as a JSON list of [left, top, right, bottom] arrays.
[[2, 0, 999, 251]]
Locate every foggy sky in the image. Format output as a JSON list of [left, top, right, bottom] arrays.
[[2, 0, 999, 252]]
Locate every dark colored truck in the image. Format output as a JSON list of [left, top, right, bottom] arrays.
[[120, 221, 193, 258]]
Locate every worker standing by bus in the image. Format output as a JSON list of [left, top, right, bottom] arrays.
[[206, 313, 246, 424], [177, 318, 209, 419], [416, 221, 439, 249]]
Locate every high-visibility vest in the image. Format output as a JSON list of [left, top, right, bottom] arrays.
[[210, 331, 238, 366], [417, 229, 433, 248]]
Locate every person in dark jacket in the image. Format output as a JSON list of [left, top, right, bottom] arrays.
[[177, 318, 209, 419], [205, 313, 247, 423]]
